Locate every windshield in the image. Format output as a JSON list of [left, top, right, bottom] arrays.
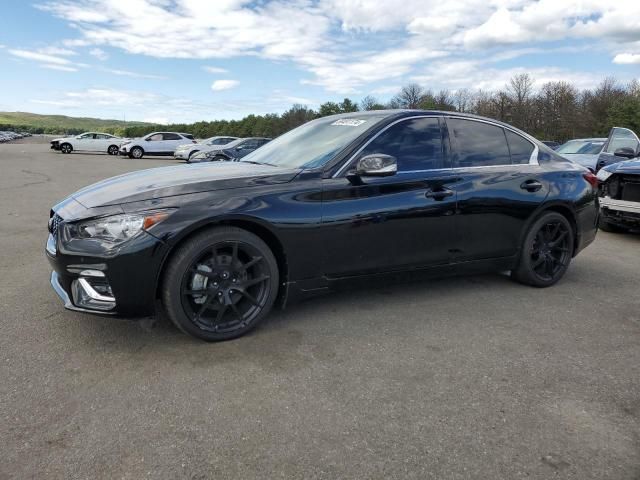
[[556, 140, 605, 155], [241, 114, 389, 169]]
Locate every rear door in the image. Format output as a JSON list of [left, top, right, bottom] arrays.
[[597, 127, 640, 170], [320, 116, 458, 277], [162, 133, 185, 153], [445, 117, 548, 261]]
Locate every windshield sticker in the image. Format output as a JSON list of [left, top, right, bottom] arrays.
[[331, 119, 367, 126]]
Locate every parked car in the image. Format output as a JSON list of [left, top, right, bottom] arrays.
[[119, 132, 195, 159], [50, 132, 124, 155], [555, 138, 607, 171], [174, 136, 239, 161], [595, 127, 640, 171], [597, 158, 640, 232], [46, 110, 598, 341], [188, 137, 271, 163]]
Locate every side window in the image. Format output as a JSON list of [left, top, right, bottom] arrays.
[[448, 119, 510, 167], [358, 117, 443, 172], [79, 133, 91, 139], [606, 128, 639, 154], [506, 130, 535, 164], [211, 138, 227, 145], [242, 140, 259, 149], [163, 133, 181, 141], [148, 133, 163, 141]]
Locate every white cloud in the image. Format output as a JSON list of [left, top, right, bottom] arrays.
[[41, 64, 78, 72], [89, 47, 108, 60], [211, 79, 239, 91], [100, 67, 167, 79], [9, 48, 73, 65], [23, 0, 640, 94], [613, 53, 640, 65], [203, 66, 228, 74]]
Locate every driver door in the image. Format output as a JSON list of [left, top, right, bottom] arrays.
[[145, 133, 164, 153], [597, 127, 640, 170], [320, 116, 457, 277]]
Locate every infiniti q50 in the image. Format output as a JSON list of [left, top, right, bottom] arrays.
[[46, 111, 598, 341]]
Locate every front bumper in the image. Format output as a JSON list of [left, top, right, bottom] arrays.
[[174, 150, 190, 160], [46, 230, 168, 317], [600, 196, 640, 227]]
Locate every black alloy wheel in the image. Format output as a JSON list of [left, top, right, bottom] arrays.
[[512, 212, 573, 287], [108, 145, 119, 155], [162, 227, 279, 341], [60, 143, 72, 154]]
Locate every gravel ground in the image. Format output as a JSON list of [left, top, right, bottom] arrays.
[[1, 140, 639, 479]]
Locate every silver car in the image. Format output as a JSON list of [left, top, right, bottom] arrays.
[[555, 138, 606, 171], [174, 136, 238, 160]]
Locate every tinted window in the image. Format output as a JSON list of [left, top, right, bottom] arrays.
[[163, 133, 182, 140], [210, 138, 227, 145], [241, 140, 260, 149], [449, 119, 510, 167], [148, 133, 163, 141], [182, 133, 194, 140], [506, 130, 535, 164], [359, 117, 443, 171]]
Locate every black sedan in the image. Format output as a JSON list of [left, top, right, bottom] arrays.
[[46, 110, 599, 341]]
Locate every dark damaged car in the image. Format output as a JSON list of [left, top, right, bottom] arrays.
[[46, 110, 598, 341]]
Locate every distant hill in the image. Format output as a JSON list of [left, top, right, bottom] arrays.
[[0, 111, 155, 135]]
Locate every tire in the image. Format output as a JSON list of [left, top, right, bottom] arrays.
[[129, 146, 144, 159], [60, 143, 73, 154], [161, 227, 279, 341], [212, 154, 228, 162], [511, 212, 574, 288], [598, 218, 628, 233], [108, 145, 119, 155]]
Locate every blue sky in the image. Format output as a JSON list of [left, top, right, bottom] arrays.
[[0, 0, 638, 123]]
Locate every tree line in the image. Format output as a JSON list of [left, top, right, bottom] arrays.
[[4, 75, 638, 143]]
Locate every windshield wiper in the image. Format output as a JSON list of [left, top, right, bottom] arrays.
[[239, 160, 277, 167]]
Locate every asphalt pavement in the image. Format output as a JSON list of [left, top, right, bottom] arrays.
[[1, 139, 639, 479]]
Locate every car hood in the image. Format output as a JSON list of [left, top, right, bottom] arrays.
[[70, 162, 300, 208], [603, 158, 640, 174]]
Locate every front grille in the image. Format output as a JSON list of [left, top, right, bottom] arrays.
[[49, 213, 63, 235], [622, 182, 640, 202]]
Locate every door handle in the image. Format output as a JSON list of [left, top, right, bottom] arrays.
[[425, 188, 454, 200], [520, 179, 543, 192]]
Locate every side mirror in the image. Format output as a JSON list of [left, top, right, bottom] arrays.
[[356, 154, 397, 177], [613, 147, 637, 159]]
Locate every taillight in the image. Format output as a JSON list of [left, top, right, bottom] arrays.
[[583, 171, 598, 189]]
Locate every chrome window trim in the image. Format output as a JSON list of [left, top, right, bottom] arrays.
[[333, 115, 539, 178]]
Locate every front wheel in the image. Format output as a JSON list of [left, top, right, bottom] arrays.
[[512, 212, 574, 288], [60, 143, 72, 154], [161, 227, 279, 341], [129, 146, 144, 159], [108, 145, 119, 155]]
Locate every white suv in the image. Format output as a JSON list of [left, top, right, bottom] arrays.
[[51, 132, 123, 155], [119, 132, 195, 159], [174, 136, 238, 160]]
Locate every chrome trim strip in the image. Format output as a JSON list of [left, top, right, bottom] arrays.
[[77, 278, 115, 302], [333, 115, 539, 178], [78, 269, 105, 278], [600, 196, 640, 214], [50, 271, 117, 315]]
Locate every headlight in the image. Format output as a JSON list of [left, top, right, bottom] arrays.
[[596, 169, 613, 182], [64, 211, 171, 244]]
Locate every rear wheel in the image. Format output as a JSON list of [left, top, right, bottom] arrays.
[[108, 145, 119, 155], [512, 212, 574, 287], [60, 143, 72, 154], [161, 227, 279, 341], [129, 146, 144, 159]]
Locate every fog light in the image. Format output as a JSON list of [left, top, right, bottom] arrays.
[[71, 277, 116, 311]]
